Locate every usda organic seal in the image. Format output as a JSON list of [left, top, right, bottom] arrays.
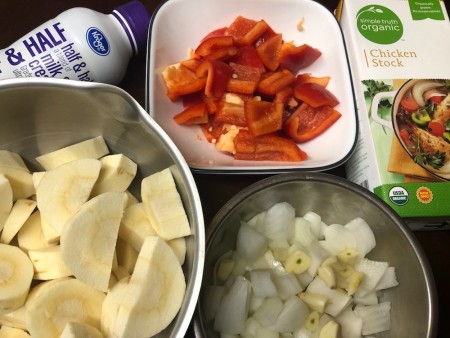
[[388, 186, 409, 206]]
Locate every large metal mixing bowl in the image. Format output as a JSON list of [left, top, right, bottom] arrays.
[[0, 77, 205, 338], [195, 172, 437, 337]]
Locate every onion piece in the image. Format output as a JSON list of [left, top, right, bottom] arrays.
[[236, 222, 267, 259], [354, 301, 391, 335], [253, 297, 284, 327], [249, 270, 278, 298], [264, 202, 295, 240], [213, 276, 251, 334], [269, 295, 310, 333], [411, 80, 443, 107], [354, 258, 388, 298]]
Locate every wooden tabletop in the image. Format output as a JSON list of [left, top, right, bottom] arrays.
[[1, 0, 449, 337]]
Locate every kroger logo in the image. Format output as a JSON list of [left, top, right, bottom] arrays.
[[86, 27, 110, 56]]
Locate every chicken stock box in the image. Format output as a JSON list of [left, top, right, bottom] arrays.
[[337, 0, 450, 230]]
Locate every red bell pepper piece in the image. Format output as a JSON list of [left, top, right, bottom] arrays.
[[279, 43, 322, 74], [256, 34, 282, 71], [234, 20, 269, 46], [274, 86, 294, 106], [227, 79, 258, 95], [226, 63, 261, 95], [196, 60, 233, 99], [230, 45, 266, 74], [234, 130, 307, 162], [254, 24, 278, 48], [200, 118, 226, 143], [194, 36, 234, 57], [283, 103, 341, 143], [225, 16, 257, 42], [295, 73, 330, 88], [245, 100, 283, 136], [204, 46, 239, 62], [200, 27, 227, 42], [173, 102, 208, 125], [214, 93, 248, 127], [294, 82, 339, 108], [161, 65, 206, 101], [257, 69, 295, 96]]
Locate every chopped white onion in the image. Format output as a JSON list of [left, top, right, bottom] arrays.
[[264, 202, 295, 241], [250, 270, 278, 298], [354, 258, 389, 298], [236, 222, 268, 259], [354, 302, 391, 335], [214, 276, 251, 334], [345, 217, 376, 258], [273, 273, 303, 301], [253, 296, 284, 327], [269, 296, 310, 333]]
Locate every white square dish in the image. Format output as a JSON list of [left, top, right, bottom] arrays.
[[146, 0, 357, 173]]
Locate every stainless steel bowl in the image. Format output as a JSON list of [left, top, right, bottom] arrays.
[[0, 77, 205, 338], [195, 172, 437, 337]]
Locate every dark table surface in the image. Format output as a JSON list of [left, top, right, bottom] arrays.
[[1, 0, 449, 336]]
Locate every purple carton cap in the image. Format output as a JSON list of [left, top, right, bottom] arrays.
[[113, 1, 151, 55]]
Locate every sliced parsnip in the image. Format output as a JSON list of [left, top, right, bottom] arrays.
[[28, 246, 72, 280], [0, 150, 34, 200], [0, 244, 34, 314], [17, 211, 48, 252], [0, 174, 13, 230], [90, 154, 137, 196], [0, 199, 36, 244], [60, 192, 125, 292], [35, 136, 109, 171], [25, 278, 105, 338], [141, 168, 191, 240], [102, 236, 186, 338], [36, 158, 101, 235]]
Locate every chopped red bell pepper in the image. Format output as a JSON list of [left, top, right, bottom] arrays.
[[196, 60, 233, 99], [204, 46, 240, 62], [200, 27, 227, 42], [257, 69, 295, 96], [279, 43, 322, 74], [173, 102, 208, 125], [234, 20, 269, 46], [230, 46, 266, 74], [274, 86, 294, 106], [225, 16, 258, 42], [283, 103, 341, 143], [254, 25, 278, 48], [214, 93, 248, 126], [294, 82, 339, 108], [200, 118, 226, 143], [194, 36, 234, 57], [295, 73, 330, 88], [256, 34, 282, 71], [234, 130, 307, 161], [245, 100, 283, 136], [162, 65, 206, 101], [226, 63, 261, 94], [227, 79, 258, 95]]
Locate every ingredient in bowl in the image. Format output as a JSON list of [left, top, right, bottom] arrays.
[[161, 16, 343, 162], [0, 137, 190, 338], [203, 202, 398, 337]]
